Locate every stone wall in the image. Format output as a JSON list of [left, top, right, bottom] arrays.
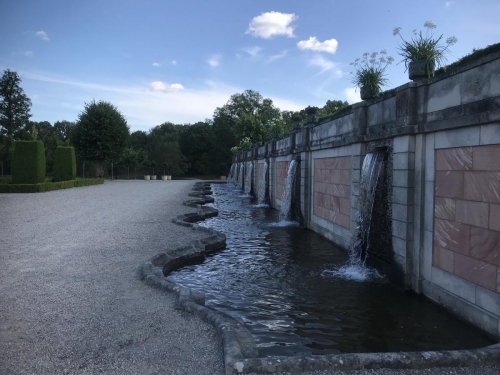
[[233, 50, 500, 339]]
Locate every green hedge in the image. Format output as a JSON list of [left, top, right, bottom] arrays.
[[53, 146, 76, 182], [12, 141, 46, 184], [0, 176, 11, 185], [0, 178, 104, 193]]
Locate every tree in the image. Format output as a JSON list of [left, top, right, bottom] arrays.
[[0, 69, 32, 138], [120, 147, 139, 179], [319, 100, 349, 117], [179, 121, 214, 175], [72, 100, 129, 178], [53, 120, 75, 142]]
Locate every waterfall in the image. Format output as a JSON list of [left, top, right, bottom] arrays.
[[257, 161, 268, 205], [228, 164, 235, 182], [279, 160, 297, 222], [238, 163, 244, 190], [244, 163, 253, 195], [323, 152, 386, 281]]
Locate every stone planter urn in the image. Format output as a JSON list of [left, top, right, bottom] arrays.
[[292, 121, 302, 130], [167, 175, 172, 180], [408, 59, 434, 81], [220, 176, 226, 180], [306, 114, 318, 126], [161, 175, 167, 180], [150, 175, 157, 180], [360, 85, 380, 100], [144, 175, 150, 180]]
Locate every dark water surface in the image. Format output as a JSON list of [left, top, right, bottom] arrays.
[[168, 183, 496, 357]]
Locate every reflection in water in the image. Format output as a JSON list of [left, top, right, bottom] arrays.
[[168, 184, 495, 357]]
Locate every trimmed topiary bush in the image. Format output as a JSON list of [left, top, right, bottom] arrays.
[[0, 178, 104, 193], [12, 141, 46, 184], [53, 146, 76, 182]]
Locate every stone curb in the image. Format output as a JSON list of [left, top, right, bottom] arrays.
[[139, 181, 500, 375]]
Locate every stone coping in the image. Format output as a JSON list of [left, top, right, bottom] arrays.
[[139, 182, 500, 374]]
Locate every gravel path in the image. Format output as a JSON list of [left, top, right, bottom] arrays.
[[0, 180, 224, 375], [1, 180, 498, 375]]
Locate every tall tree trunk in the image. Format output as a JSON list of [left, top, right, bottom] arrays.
[[128, 166, 130, 180], [83, 161, 85, 179], [1, 161, 3, 176], [95, 161, 105, 178], [134, 166, 136, 180]]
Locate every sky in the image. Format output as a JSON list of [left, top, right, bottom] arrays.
[[1, 0, 499, 132]]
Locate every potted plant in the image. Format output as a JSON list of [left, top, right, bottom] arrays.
[[304, 106, 319, 125], [161, 162, 168, 180], [143, 160, 151, 180], [350, 50, 394, 100], [150, 160, 157, 180], [291, 114, 302, 130], [393, 22, 458, 80]]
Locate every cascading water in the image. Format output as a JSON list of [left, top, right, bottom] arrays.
[[324, 151, 386, 281], [257, 161, 268, 206], [278, 160, 297, 222], [238, 163, 244, 190], [228, 164, 235, 182], [244, 163, 253, 196]]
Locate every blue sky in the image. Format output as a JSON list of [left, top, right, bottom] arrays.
[[1, 0, 499, 132]]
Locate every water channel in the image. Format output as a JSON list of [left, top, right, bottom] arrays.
[[167, 183, 495, 357]]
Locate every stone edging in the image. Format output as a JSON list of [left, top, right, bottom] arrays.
[[139, 181, 500, 374]]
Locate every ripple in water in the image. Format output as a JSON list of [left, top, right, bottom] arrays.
[[167, 183, 496, 357]]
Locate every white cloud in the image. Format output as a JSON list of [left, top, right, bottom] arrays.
[[445, 1, 455, 7], [268, 50, 287, 62], [297, 37, 338, 54], [152, 62, 161, 67], [344, 87, 361, 104], [246, 11, 297, 39], [308, 55, 342, 76], [35, 30, 49, 41], [207, 54, 221, 67], [242, 46, 262, 57], [150, 81, 184, 92], [23, 51, 34, 57], [20, 70, 306, 130], [171, 60, 177, 65]]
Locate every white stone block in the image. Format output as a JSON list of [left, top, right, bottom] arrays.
[[476, 286, 500, 317], [425, 133, 435, 182], [435, 127, 480, 149], [351, 143, 365, 156], [422, 230, 433, 280], [427, 74, 461, 112], [480, 123, 500, 145], [431, 267, 476, 304], [393, 135, 415, 153], [424, 181, 435, 232], [393, 203, 413, 223]]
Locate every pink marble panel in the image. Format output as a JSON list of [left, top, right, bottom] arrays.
[[436, 147, 472, 171], [470, 227, 500, 266], [473, 144, 500, 171], [455, 200, 489, 228], [340, 198, 350, 215], [497, 268, 500, 293], [327, 184, 351, 198], [464, 172, 500, 203], [434, 197, 456, 221], [435, 171, 464, 199], [433, 246, 454, 273], [453, 253, 498, 291], [490, 204, 500, 231], [434, 218, 470, 254]]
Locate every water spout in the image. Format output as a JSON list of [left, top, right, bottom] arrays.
[[257, 161, 268, 206], [279, 160, 297, 222], [244, 163, 253, 196], [238, 163, 244, 190]]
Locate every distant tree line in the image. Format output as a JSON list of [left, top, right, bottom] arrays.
[[0, 69, 349, 178]]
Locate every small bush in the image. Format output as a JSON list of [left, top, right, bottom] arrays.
[[12, 141, 46, 184], [0, 176, 11, 184], [53, 146, 76, 182], [74, 178, 104, 187]]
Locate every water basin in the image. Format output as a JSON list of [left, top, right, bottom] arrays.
[[168, 183, 496, 357]]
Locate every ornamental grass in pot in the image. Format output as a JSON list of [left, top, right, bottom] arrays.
[[393, 21, 457, 80], [350, 50, 394, 100]]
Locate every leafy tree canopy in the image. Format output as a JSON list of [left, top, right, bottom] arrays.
[[0, 69, 32, 138]]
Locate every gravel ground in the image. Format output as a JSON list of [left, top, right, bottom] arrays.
[[1, 180, 498, 375], [0, 180, 224, 375]]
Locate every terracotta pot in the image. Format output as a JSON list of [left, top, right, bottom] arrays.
[[408, 59, 434, 80], [360, 85, 380, 100], [144, 175, 150, 180]]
